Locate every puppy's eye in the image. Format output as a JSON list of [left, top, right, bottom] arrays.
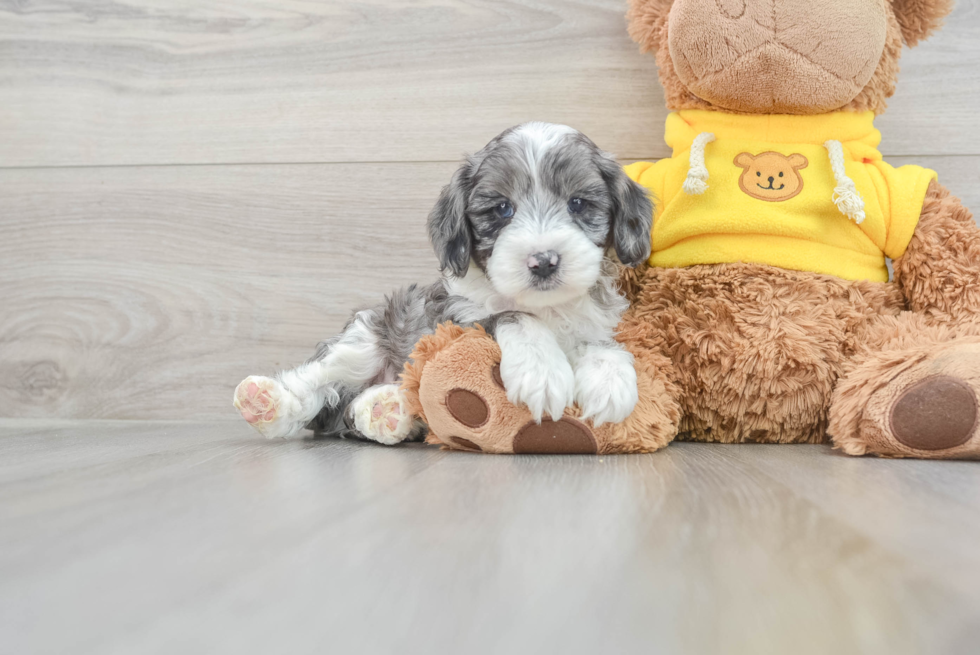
[[494, 201, 514, 220], [568, 198, 586, 214], [757, 171, 762, 177], [779, 172, 784, 178]]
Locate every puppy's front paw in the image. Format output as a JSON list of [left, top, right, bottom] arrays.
[[574, 347, 638, 426], [498, 338, 575, 423]]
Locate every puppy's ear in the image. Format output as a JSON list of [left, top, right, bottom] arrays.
[[597, 153, 653, 268], [890, 0, 953, 47], [428, 159, 475, 277]]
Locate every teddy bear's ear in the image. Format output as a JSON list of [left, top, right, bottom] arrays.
[[626, 0, 676, 53], [890, 0, 954, 47], [734, 153, 755, 169]]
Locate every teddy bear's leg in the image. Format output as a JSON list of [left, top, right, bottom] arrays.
[[829, 314, 980, 459], [829, 181, 980, 458], [401, 323, 680, 454]]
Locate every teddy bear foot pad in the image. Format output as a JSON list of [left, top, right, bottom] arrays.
[[890, 375, 978, 451], [853, 342, 980, 459], [432, 369, 600, 453], [401, 324, 676, 455]]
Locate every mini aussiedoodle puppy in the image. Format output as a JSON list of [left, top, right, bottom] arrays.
[[234, 123, 653, 444]]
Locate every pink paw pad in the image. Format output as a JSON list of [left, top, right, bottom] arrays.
[[372, 402, 401, 431], [352, 385, 413, 444], [234, 377, 280, 425]]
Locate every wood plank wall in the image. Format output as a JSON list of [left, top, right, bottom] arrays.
[[2, 0, 979, 420]]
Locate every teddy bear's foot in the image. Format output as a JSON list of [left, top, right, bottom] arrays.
[[433, 371, 601, 454], [831, 339, 980, 459], [403, 325, 598, 453], [401, 324, 679, 454]]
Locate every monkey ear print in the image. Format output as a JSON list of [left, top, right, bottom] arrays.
[[734, 152, 756, 169], [788, 154, 809, 170]]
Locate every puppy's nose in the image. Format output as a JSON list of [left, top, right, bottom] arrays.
[[528, 250, 560, 279], [768, 176, 775, 184]]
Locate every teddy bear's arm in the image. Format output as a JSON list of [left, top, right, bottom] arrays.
[[893, 180, 980, 322]]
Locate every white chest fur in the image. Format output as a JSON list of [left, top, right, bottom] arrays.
[[445, 265, 626, 352]]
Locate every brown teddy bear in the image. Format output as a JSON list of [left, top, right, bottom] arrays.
[[402, 0, 980, 459]]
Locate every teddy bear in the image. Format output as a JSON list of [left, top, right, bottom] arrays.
[[401, 0, 980, 459]]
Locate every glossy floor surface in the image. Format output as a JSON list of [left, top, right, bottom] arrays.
[[2, 420, 979, 654]]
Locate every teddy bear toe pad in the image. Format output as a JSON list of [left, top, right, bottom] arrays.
[[513, 418, 598, 454], [426, 353, 601, 454], [890, 375, 978, 451], [849, 341, 980, 459], [445, 388, 490, 428]]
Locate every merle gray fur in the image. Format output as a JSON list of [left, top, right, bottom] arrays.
[[430, 130, 652, 276], [305, 123, 653, 439]]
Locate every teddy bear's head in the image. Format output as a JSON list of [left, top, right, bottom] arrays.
[[627, 0, 953, 115]]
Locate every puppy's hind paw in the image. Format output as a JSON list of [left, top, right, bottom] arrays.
[[234, 375, 296, 438], [347, 384, 417, 446]]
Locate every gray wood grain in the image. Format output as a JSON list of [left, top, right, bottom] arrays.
[[1, 420, 979, 655], [0, 161, 448, 420], [2, 156, 976, 420], [0, 0, 978, 168]]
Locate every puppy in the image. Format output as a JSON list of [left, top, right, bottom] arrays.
[[234, 122, 653, 444]]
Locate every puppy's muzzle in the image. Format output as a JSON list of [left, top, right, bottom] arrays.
[[527, 250, 560, 279]]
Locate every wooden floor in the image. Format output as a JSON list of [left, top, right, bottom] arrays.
[[2, 420, 979, 654]]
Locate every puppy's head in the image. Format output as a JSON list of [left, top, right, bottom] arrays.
[[428, 123, 653, 308]]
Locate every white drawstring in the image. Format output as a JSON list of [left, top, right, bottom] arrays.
[[683, 135, 867, 224], [824, 140, 866, 224], [683, 132, 716, 195]]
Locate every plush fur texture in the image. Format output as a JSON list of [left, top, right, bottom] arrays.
[[666, 0, 889, 114], [411, 0, 980, 458], [626, 0, 946, 115], [894, 181, 980, 321], [829, 313, 980, 458], [412, 181, 980, 456], [620, 263, 907, 444], [892, 0, 955, 46]]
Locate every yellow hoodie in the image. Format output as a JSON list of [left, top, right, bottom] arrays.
[[625, 111, 937, 282]]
